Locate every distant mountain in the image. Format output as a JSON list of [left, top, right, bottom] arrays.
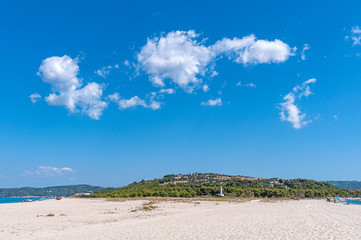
[[325, 181, 361, 190], [0, 185, 103, 197]]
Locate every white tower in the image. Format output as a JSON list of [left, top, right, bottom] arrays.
[[220, 185, 224, 197]]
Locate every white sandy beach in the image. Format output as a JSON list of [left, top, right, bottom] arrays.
[[0, 198, 360, 240]]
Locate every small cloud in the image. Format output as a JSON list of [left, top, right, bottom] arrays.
[[95, 65, 113, 78], [107, 92, 120, 102], [23, 166, 75, 177], [29, 93, 41, 103], [201, 98, 222, 106], [95, 63, 121, 78], [346, 26, 361, 46], [113, 95, 161, 110], [108, 87, 173, 111], [118, 96, 147, 109], [236, 81, 256, 88], [202, 84, 210, 92], [210, 71, 218, 78], [159, 88, 175, 94], [301, 44, 310, 61], [279, 78, 317, 129], [244, 83, 256, 88], [333, 114, 338, 120]]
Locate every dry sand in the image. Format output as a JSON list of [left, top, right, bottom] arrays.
[[1, 198, 360, 240]]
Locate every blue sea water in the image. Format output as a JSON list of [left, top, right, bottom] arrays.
[[345, 199, 361, 205], [0, 197, 42, 204]]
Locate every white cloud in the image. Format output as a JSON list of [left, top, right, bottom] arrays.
[[333, 114, 338, 120], [95, 64, 119, 78], [110, 95, 160, 110], [212, 34, 295, 65], [201, 98, 222, 106], [202, 84, 210, 92], [279, 78, 316, 129], [301, 44, 310, 61], [236, 81, 256, 88], [118, 96, 148, 109], [38, 55, 107, 120], [107, 92, 120, 102], [244, 83, 256, 88], [29, 93, 41, 103], [95, 66, 112, 78], [159, 88, 175, 94], [137, 30, 214, 92], [347, 26, 361, 46], [137, 31, 294, 93], [108, 87, 173, 111], [149, 100, 162, 110], [23, 166, 75, 177], [293, 78, 316, 98]]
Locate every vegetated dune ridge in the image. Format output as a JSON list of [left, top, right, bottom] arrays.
[[1, 198, 360, 240]]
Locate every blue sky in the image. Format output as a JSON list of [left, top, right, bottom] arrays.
[[1, 0, 361, 187]]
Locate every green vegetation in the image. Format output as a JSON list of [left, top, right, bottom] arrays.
[[325, 181, 361, 190], [0, 185, 102, 197], [87, 173, 361, 199]]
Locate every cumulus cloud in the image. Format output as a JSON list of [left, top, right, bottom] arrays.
[[29, 93, 41, 103], [137, 30, 214, 92], [34, 31, 294, 118], [213, 34, 295, 65], [37, 55, 107, 119], [137, 31, 294, 92], [279, 78, 316, 129], [301, 44, 310, 61], [201, 98, 222, 106], [346, 26, 361, 46], [23, 166, 75, 177]]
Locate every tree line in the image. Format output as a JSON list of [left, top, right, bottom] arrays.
[[87, 178, 361, 198]]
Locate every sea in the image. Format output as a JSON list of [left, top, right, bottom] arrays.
[[345, 199, 361, 205], [0, 197, 43, 204]]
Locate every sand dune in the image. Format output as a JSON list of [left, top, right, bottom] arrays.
[[1, 198, 360, 239]]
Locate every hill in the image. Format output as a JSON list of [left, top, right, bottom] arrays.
[[88, 173, 361, 198], [325, 181, 361, 190], [0, 185, 102, 197]]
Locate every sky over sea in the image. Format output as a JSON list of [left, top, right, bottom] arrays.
[[1, 0, 361, 187]]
